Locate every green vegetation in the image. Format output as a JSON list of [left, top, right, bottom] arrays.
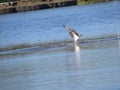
[[77, 0, 110, 5], [77, 0, 95, 5]]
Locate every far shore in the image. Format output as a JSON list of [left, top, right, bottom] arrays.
[[0, 0, 113, 15]]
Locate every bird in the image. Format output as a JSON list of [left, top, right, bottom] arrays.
[[63, 25, 82, 44]]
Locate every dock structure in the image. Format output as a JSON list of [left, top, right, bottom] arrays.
[[0, 0, 77, 14]]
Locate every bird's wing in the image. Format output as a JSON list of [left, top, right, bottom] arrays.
[[63, 25, 79, 38], [63, 25, 73, 37], [71, 29, 79, 37]]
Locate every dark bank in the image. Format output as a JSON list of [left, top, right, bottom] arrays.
[[0, 0, 113, 15]]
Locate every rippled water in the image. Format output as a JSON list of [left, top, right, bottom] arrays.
[[0, 1, 120, 90], [0, 39, 120, 90]]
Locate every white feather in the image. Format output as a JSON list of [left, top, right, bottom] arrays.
[[73, 32, 79, 42]]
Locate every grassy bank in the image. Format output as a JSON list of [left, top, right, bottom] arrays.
[[77, 0, 111, 5]]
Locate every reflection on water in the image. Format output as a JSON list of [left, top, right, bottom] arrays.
[[65, 42, 81, 72], [74, 43, 81, 69]]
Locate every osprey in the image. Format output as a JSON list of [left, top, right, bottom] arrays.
[[63, 25, 82, 42]]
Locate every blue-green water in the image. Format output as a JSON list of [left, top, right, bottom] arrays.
[[0, 1, 120, 90]]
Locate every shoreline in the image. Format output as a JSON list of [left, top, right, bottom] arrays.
[[0, 0, 113, 15], [0, 0, 77, 15]]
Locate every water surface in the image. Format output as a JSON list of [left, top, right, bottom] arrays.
[[0, 1, 120, 90], [0, 39, 120, 90], [0, 0, 120, 48]]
